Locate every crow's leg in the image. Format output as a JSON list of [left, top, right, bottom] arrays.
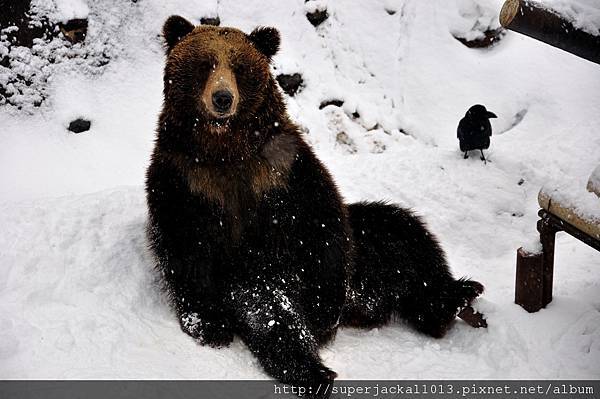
[[463, 151, 469, 159], [479, 150, 487, 164], [228, 283, 336, 397]]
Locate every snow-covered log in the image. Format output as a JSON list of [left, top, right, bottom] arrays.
[[500, 0, 600, 64]]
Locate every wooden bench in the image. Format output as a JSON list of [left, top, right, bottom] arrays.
[[499, 0, 600, 312], [515, 172, 600, 313]]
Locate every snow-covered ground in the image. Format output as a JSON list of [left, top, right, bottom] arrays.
[[1, 0, 599, 379]]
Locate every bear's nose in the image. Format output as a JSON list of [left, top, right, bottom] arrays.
[[212, 90, 233, 113]]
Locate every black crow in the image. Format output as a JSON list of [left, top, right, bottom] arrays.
[[457, 104, 497, 163]]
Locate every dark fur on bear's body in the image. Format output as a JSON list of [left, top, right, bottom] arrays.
[[343, 202, 483, 337], [146, 16, 483, 396]]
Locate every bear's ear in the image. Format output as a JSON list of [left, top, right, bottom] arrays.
[[248, 27, 280, 60], [163, 15, 195, 53]]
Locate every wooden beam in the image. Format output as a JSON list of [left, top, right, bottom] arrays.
[[500, 0, 600, 65], [538, 209, 600, 252]]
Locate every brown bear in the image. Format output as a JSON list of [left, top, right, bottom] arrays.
[[146, 15, 484, 397]]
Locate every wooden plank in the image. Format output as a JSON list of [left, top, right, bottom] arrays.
[[538, 191, 600, 244]]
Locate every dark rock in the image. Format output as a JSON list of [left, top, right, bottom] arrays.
[[306, 9, 328, 27], [0, 55, 9, 68], [0, 88, 8, 104], [385, 8, 397, 15], [454, 28, 506, 49], [94, 56, 110, 67], [319, 99, 344, 109], [200, 16, 220, 26], [276, 73, 303, 96], [68, 118, 91, 133], [59, 18, 88, 44]]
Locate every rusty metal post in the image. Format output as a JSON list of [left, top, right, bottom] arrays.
[[515, 247, 544, 312]]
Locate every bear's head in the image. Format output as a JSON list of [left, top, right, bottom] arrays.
[[161, 16, 282, 131]]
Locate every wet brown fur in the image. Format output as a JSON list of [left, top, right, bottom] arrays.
[[147, 17, 485, 393], [164, 133, 296, 206], [162, 25, 270, 129], [161, 133, 298, 239], [155, 24, 293, 230]]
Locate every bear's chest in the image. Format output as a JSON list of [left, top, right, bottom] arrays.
[[185, 134, 298, 240], [185, 160, 287, 210], [190, 162, 286, 237]]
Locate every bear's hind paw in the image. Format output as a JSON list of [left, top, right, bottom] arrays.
[[457, 306, 487, 329]]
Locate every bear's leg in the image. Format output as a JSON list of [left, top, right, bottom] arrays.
[[346, 202, 484, 338], [228, 283, 336, 396], [177, 303, 234, 348], [340, 279, 392, 329], [160, 258, 234, 347], [393, 279, 484, 338]]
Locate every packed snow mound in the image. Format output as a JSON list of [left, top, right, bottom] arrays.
[[450, 0, 503, 42], [1, 0, 599, 380], [53, 0, 90, 22], [588, 165, 600, 197], [31, 0, 90, 24]]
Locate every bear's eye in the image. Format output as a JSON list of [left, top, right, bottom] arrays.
[[233, 62, 249, 76], [196, 60, 212, 72]]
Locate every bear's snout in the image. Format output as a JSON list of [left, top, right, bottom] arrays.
[[201, 61, 239, 119], [212, 90, 233, 113]]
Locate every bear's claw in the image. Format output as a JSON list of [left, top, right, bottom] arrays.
[[457, 306, 487, 329]]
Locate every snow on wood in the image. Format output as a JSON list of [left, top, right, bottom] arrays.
[[500, 0, 600, 64]]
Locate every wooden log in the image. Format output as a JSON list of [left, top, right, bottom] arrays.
[[500, 0, 600, 65]]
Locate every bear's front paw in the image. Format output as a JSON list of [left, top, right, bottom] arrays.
[[180, 312, 234, 348], [302, 365, 338, 399]]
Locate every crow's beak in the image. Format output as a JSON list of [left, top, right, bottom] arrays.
[[487, 111, 497, 119]]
